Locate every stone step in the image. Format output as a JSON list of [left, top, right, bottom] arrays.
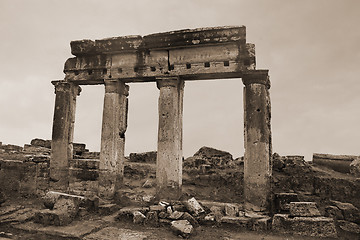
[[272, 214, 337, 238], [289, 202, 321, 217], [274, 192, 299, 213]]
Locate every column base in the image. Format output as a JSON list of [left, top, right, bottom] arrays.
[[98, 170, 122, 199], [156, 183, 182, 200], [49, 167, 69, 192]]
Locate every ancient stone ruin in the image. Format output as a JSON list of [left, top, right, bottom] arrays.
[[50, 26, 272, 211], [1, 26, 359, 239]]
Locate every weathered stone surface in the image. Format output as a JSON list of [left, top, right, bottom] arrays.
[[50, 82, 80, 191], [325, 205, 344, 220], [85, 227, 150, 240], [99, 81, 129, 199], [183, 197, 205, 216], [142, 179, 154, 188], [220, 216, 251, 228], [30, 138, 51, 148], [330, 200, 360, 223], [168, 211, 184, 220], [129, 151, 157, 163], [14, 220, 103, 239], [181, 212, 199, 227], [272, 214, 337, 238], [313, 176, 360, 209], [350, 157, 360, 177], [242, 71, 271, 212], [274, 192, 299, 212], [98, 204, 119, 215], [224, 204, 238, 217], [251, 217, 272, 231], [289, 202, 321, 217], [184, 146, 234, 169], [336, 220, 360, 237], [244, 211, 267, 219], [313, 153, 357, 173], [144, 211, 159, 227], [210, 206, 224, 222], [156, 78, 184, 199], [42, 191, 97, 211], [0, 207, 34, 223], [170, 220, 193, 238], [133, 211, 146, 224], [35, 197, 79, 226], [149, 205, 166, 212]]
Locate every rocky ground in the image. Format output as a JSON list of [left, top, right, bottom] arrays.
[[1, 140, 360, 239]]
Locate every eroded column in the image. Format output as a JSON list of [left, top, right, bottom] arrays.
[[99, 80, 129, 199], [242, 70, 272, 211], [156, 77, 184, 199], [50, 81, 81, 192]]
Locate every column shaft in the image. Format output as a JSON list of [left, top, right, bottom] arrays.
[[242, 71, 272, 211], [50, 81, 80, 192], [99, 80, 129, 199], [156, 78, 184, 199]]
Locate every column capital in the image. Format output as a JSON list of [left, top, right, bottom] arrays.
[[242, 70, 270, 89], [156, 77, 182, 89], [52, 81, 81, 95], [104, 80, 129, 96]]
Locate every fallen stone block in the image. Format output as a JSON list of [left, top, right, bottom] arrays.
[[274, 192, 299, 212], [224, 204, 238, 217], [98, 203, 119, 215], [144, 211, 159, 227], [34, 209, 73, 226], [289, 202, 321, 217], [251, 217, 272, 231], [336, 220, 360, 239], [272, 214, 337, 238], [210, 206, 223, 222], [220, 216, 251, 228], [330, 200, 360, 223], [181, 212, 199, 227], [42, 191, 98, 211], [325, 205, 344, 220], [171, 220, 193, 238], [201, 214, 216, 225], [159, 218, 172, 226], [149, 204, 166, 212], [34, 198, 79, 226], [244, 211, 267, 219], [168, 211, 184, 220], [133, 211, 146, 224], [183, 197, 205, 216]]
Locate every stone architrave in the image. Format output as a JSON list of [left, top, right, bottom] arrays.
[[50, 81, 81, 192], [156, 77, 184, 199], [242, 70, 272, 211], [98, 80, 129, 199]]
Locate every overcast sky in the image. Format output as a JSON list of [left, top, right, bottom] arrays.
[[0, 0, 359, 160]]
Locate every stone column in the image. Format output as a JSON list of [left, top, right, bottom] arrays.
[[99, 80, 129, 199], [156, 77, 184, 199], [50, 81, 81, 192], [242, 70, 272, 211]]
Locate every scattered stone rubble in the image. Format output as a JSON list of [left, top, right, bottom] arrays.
[[115, 196, 272, 238], [2, 143, 360, 238]]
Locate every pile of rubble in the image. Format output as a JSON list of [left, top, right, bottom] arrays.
[[116, 197, 271, 238]]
